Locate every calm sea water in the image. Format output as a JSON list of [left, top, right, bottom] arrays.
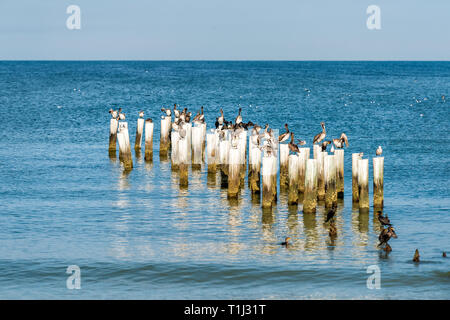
[[0, 61, 449, 299]]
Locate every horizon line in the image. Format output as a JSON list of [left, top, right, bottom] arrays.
[[1, 59, 449, 62]]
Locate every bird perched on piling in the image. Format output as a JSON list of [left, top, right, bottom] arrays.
[[118, 108, 126, 120], [378, 226, 397, 248], [376, 146, 383, 156], [161, 107, 171, 117], [413, 249, 420, 262], [109, 108, 118, 119], [332, 133, 349, 149], [313, 122, 326, 144], [280, 237, 291, 247], [297, 139, 306, 146], [325, 203, 337, 223], [321, 140, 332, 152], [138, 110, 144, 118], [235, 107, 243, 125], [377, 212, 391, 226], [278, 124, 290, 143], [173, 104, 180, 119], [288, 132, 300, 154]]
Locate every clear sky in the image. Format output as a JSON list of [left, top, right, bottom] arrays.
[[0, 0, 449, 60]]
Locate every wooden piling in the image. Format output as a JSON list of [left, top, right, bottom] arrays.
[[313, 144, 321, 159], [280, 144, 289, 187], [317, 151, 327, 200], [227, 147, 241, 198], [373, 157, 384, 209], [117, 122, 133, 171], [262, 155, 276, 208], [358, 158, 369, 212], [191, 126, 202, 170], [249, 144, 261, 193], [134, 117, 144, 150], [178, 136, 189, 187], [288, 154, 299, 205], [324, 155, 337, 208], [206, 132, 217, 173], [171, 130, 180, 170], [144, 119, 154, 161], [109, 118, 118, 153], [160, 117, 171, 157], [335, 149, 344, 198], [303, 159, 318, 213], [298, 147, 310, 194], [352, 153, 362, 202]]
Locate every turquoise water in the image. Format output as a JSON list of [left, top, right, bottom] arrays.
[[0, 61, 449, 299]]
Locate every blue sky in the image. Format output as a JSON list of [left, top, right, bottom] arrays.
[[0, 0, 449, 60]]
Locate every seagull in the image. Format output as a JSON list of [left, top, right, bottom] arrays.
[[138, 110, 144, 118], [161, 107, 171, 117], [118, 108, 126, 120], [109, 109, 118, 119]]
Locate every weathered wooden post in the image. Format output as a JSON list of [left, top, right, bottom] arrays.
[[313, 144, 321, 159], [160, 117, 171, 157], [144, 119, 154, 162], [288, 154, 299, 205], [227, 147, 241, 198], [335, 149, 344, 198], [206, 132, 217, 173], [109, 118, 119, 154], [262, 155, 276, 208], [324, 155, 337, 208], [134, 117, 144, 150], [373, 157, 384, 209], [358, 158, 369, 212], [249, 144, 261, 193], [117, 122, 133, 171], [191, 126, 202, 170], [317, 151, 327, 200], [303, 159, 318, 213], [298, 147, 310, 194], [201, 122, 207, 158], [238, 131, 247, 182], [178, 135, 189, 187], [219, 139, 230, 186], [352, 153, 362, 202], [171, 130, 180, 171], [280, 144, 289, 187]]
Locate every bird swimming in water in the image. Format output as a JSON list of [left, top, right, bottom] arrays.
[[313, 122, 326, 144], [138, 110, 144, 118], [413, 249, 420, 262], [321, 140, 332, 152], [278, 124, 290, 143], [280, 237, 291, 247], [378, 226, 397, 248], [377, 212, 391, 226], [288, 132, 300, 154], [443, 252, 447, 258], [376, 146, 383, 156], [325, 203, 337, 223]]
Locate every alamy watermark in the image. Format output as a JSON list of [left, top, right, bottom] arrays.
[[366, 265, 381, 289], [66, 5, 81, 30], [66, 265, 81, 289], [366, 5, 381, 30]]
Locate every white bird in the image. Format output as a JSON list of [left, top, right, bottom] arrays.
[[138, 110, 144, 118], [118, 108, 126, 120]]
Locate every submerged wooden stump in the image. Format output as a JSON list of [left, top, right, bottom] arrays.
[[206, 132, 217, 173], [358, 158, 369, 212], [227, 147, 241, 198], [249, 145, 261, 193], [303, 159, 317, 213], [109, 118, 118, 153], [117, 122, 133, 171], [262, 155, 276, 208], [160, 117, 171, 157], [171, 130, 180, 171], [335, 149, 344, 198], [298, 147, 309, 194], [373, 157, 384, 209], [280, 144, 289, 188], [178, 136, 189, 187], [191, 126, 202, 170], [317, 151, 327, 201]]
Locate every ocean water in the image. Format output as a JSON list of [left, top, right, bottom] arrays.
[[0, 61, 449, 299]]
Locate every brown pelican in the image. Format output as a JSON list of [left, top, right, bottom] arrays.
[[235, 107, 242, 125], [218, 109, 225, 125], [313, 122, 326, 144], [376, 146, 383, 156], [413, 249, 420, 262], [278, 124, 290, 143], [321, 140, 332, 152], [280, 237, 291, 247], [185, 112, 192, 123], [173, 104, 180, 119], [161, 107, 171, 117], [288, 132, 300, 154], [138, 110, 144, 118], [332, 133, 349, 149]]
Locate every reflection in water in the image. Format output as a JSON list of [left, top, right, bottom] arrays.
[[226, 204, 243, 255], [303, 213, 318, 250], [207, 172, 217, 188]]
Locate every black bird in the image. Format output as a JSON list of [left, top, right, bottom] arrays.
[[377, 212, 391, 226], [378, 226, 397, 247], [280, 237, 291, 247], [325, 203, 337, 223], [413, 249, 420, 262]]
